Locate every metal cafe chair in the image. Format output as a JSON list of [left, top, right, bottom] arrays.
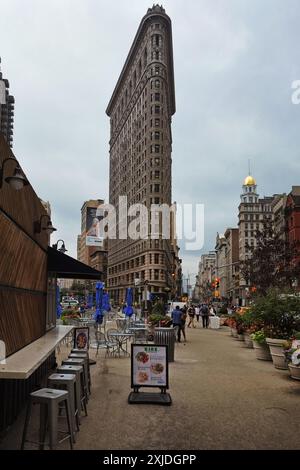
[[95, 331, 117, 358]]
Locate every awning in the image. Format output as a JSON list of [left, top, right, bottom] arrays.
[[48, 246, 102, 280]]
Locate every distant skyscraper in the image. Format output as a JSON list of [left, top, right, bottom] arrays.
[[106, 5, 176, 304], [77, 199, 107, 281], [0, 58, 14, 148]]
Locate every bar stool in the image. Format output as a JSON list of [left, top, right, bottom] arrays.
[[21, 388, 73, 450], [58, 363, 88, 417], [48, 373, 79, 442], [69, 353, 91, 395], [62, 358, 89, 404]]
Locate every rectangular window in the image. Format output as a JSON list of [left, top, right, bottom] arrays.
[[154, 131, 160, 140], [154, 184, 160, 192], [155, 93, 160, 101], [155, 118, 160, 126], [154, 254, 159, 264], [155, 105, 160, 114], [154, 170, 160, 178], [154, 144, 160, 153]]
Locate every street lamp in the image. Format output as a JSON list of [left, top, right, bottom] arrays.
[[52, 239, 68, 253], [34, 214, 57, 234], [0, 157, 29, 190]]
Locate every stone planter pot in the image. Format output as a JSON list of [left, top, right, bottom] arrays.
[[266, 338, 288, 370], [243, 333, 254, 349], [253, 341, 272, 361], [236, 333, 244, 341], [288, 363, 300, 380], [232, 328, 238, 338]]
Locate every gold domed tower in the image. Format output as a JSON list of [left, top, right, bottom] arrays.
[[241, 174, 258, 203], [244, 175, 256, 186]]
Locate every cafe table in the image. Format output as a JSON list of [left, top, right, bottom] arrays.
[[107, 332, 133, 357]]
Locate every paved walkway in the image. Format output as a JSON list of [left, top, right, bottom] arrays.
[[1, 325, 300, 449]]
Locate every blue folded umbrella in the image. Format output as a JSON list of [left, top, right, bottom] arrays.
[[94, 281, 104, 323], [124, 287, 134, 317], [103, 292, 111, 312], [56, 285, 63, 319]]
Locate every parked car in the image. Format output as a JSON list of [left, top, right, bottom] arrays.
[[61, 299, 79, 309]]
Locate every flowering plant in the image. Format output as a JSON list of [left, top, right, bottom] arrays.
[[250, 330, 266, 344], [291, 349, 300, 366]]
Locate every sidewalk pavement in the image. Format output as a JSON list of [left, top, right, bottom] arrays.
[[1, 325, 300, 449]]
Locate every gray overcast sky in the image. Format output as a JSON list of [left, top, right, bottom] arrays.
[[1, 0, 300, 286]]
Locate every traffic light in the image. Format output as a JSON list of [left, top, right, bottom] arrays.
[[215, 277, 220, 289]]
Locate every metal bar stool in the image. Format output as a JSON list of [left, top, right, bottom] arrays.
[[48, 373, 79, 442], [60, 360, 88, 417], [69, 352, 91, 396], [62, 357, 89, 404], [21, 388, 73, 450], [56, 365, 85, 420]]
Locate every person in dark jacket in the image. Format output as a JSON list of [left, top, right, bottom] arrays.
[[172, 306, 183, 342], [200, 303, 209, 328]]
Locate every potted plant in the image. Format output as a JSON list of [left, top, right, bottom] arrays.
[[283, 335, 300, 380], [250, 330, 272, 361], [248, 291, 300, 369], [226, 316, 238, 337]]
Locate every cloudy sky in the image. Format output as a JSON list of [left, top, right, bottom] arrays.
[[1, 0, 300, 287]]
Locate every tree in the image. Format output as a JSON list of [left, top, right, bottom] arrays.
[[70, 280, 86, 297], [240, 220, 300, 296]]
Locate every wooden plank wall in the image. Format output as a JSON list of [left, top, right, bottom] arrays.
[[0, 134, 49, 356]]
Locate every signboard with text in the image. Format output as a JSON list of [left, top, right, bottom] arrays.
[[86, 235, 104, 247], [131, 344, 168, 389]]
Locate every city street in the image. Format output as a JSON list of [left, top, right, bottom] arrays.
[[2, 325, 300, 450]]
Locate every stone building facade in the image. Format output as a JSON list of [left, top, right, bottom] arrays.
[[77, 199, 107, 283], [106, 5, 176, 303], [238, 175, 274, 301], [0, 58, 14, 148], [224, 227, 239, 302], [215, 233, 227, 299], [194, 252, 216, 301]]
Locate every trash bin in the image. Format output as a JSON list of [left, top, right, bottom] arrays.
[[154, 327, 176, 362], [209, 316, 220, 329]]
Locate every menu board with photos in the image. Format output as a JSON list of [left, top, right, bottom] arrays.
[[73, 327, 89, 351], [131, 344, 168, 388]]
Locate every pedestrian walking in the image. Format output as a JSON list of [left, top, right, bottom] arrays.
[[171, 305, 183, 342], [187, 305, 196, 328], [195, 305, 200, 324], [209, 304, 216, 316], [200, 303, 209, 328]]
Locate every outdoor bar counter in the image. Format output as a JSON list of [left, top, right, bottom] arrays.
[[0, 325, 73, 379]]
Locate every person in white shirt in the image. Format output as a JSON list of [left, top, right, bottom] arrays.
[[195, 306, 200, 324]]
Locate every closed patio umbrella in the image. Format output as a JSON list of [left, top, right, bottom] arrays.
[[124, 287, 134, 317], [94, 281, 104, 324], [102, 292, 111, 313], [56, 284, 62, 318]]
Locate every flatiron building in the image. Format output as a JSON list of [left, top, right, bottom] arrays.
[[106, 5, 176, 304]]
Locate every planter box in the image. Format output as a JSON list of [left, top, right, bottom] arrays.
[[243, 333, 253, 349], [266, 338, 288, 370], [253, 341, 272, 361], [236, 333, 244, 341], [231, 328, 238, 338], [288, 363, 300, 380]]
